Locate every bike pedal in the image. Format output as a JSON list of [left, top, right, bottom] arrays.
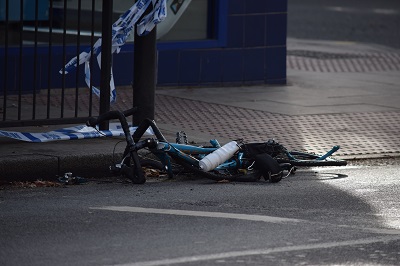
[[279, 163, 292, 171], [109, 164, 122, 174], [176, 131, 188, 144]]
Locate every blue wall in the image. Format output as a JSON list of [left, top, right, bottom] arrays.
[[0, 0, 287, 93], [156, 0, 287, 86], [0, 0, 48, 21]]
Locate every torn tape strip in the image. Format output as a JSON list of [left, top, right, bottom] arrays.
[[0, 123, 154, 143], [59, 0, 167, 104]]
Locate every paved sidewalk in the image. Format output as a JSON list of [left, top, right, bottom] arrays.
[[1, 38, 400, 183]]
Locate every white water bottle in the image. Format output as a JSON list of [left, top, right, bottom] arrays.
[[199, 141, 239, 172]]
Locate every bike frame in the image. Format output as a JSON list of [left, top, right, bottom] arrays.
[[148, 139, 342, 177], [148, 141, 245, 176]]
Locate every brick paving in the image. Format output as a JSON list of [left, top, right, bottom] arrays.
[[2, 47, 400, 158], [154, 94, 400, 157]]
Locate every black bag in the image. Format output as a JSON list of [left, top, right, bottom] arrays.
[[242, 139, 284, 158], [253, 153, 283, 183]]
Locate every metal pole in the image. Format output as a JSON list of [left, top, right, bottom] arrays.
[[99, 0, 113, 130], [132, 5, 157, 126]]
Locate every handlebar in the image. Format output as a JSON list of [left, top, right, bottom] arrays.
[[86, 107, 139, 150], [86, 107, 153, 185], [316, 145, 340, 160], [86, 107, 138, 127], [286, 145, 340, 161]]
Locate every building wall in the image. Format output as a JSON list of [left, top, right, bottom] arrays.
[[0, 0, 287, 93], [156, 0, 287, 86]]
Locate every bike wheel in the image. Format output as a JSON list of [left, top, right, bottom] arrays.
[[120, 146, 146, 183], [172, 156, 262, 182], [124, 151, 146, 184], [140, 158, 165, 171], [276, 151, 347, 167]]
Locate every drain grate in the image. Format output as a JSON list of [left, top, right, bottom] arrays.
[[287, 50, 364, 60], [155, 95, 400, 157], [287, 49, 400, 72]]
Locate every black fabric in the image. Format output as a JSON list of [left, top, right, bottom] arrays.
[[242, 140, 283, 158], [253, 153, 283, 183]]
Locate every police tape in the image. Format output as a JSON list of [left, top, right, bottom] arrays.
[[59, 0, 168, 103], [0, 123, 154, 143]]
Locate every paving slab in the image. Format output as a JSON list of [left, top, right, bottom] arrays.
[[1, 38, 400, 182]]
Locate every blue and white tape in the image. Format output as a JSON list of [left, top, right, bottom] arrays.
[[59, 0, 167, 103], [0, 123, 154, 143]]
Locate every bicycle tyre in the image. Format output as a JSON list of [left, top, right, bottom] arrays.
[[276, 151, 347, 167], [140, 158, 165, 171], [172, 156, 262, 182], [128, 151, 146, 184]]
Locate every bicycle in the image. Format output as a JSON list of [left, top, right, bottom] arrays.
[[86, 108, 347, 184]]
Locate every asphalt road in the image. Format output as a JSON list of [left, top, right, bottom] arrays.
[[288, 0, 400, 49], [1, 2, 400, 265], [1, 161, 400, 265]]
